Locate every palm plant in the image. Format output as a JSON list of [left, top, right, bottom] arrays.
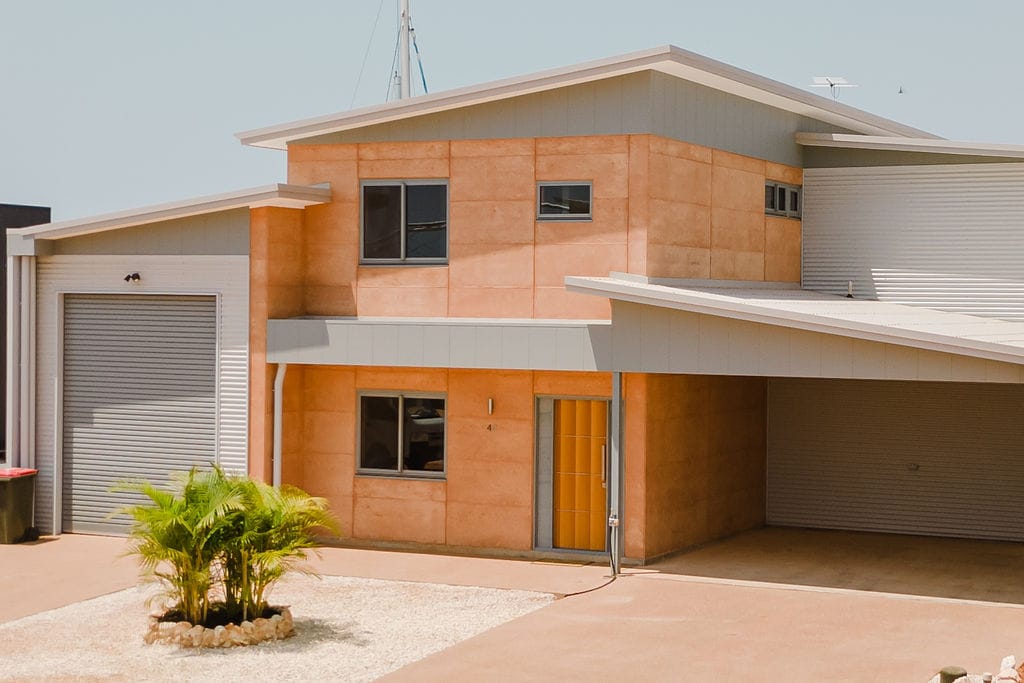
[[118, 466, 337, 627], [116, 468, 245, 625], [220, 479, 338, 622]]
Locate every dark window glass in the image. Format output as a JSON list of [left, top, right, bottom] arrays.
[[789, 189, 800, 215], [360, 396, 399, 470], [359, 395, 445, 475], [765, 184, 776, 211], [402, 397, 445, 472], [538, 184, 592, 218], [405, 184, 447, 258], [777, 186, 788, 213], [362, 185, 402, 259]]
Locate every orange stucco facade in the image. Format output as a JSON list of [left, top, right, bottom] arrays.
[[249, 133, 798, 561]]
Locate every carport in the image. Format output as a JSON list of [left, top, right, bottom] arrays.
[[566, 274, 1024, 553]]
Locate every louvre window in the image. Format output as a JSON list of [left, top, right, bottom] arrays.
[[765, 181, 801, 219]]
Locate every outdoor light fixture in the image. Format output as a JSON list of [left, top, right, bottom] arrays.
[[123, 272, 141, 283], [487, 398, 494, 415]]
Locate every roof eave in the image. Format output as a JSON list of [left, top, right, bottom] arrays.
[[236, 45, 937, 150], [8, 183, 331, 249], [796, 132, 1024, 158]]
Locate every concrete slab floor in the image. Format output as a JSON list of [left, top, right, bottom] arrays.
[[649, 527, 1024, 604]]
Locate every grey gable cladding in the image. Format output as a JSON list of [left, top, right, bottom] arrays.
[[51, 208, 250, 256], [293, 72, 856, 168]]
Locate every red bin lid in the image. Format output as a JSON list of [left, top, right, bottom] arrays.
[[0, 468, 38, 479]]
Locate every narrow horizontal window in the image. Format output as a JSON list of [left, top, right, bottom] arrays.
[[358, 393, 446, 477], [765, 181, 802, 219], [538, 182, 592, 221], [361, 181, 448, 263]]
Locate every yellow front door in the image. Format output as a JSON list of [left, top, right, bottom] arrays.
[[553, 399, 608, 552]]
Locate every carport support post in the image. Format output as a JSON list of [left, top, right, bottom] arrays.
[[272, 363, 287, 488], [609, 371, 624, 575]]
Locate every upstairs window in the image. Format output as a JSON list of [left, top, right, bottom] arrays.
[[537, 182, 592, 221], [765, 181, 801, 219], [361, 180, 447, 263]]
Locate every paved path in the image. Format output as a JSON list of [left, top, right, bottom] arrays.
[[3, 533, 1023, 681]]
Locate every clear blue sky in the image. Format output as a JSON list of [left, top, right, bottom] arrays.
[[3, 0, 1023, 221]]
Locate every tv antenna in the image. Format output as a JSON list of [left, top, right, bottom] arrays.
[[811, 76, 858, 101]]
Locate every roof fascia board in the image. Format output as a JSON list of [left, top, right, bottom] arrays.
[[237, 47, 675, 149], [237, 45, 937, 150], [565, 276, 1024, 366], [796, 132, 1024, 158], [9, 184, 331, 246]]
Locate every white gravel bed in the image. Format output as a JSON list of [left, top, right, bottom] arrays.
[[0, 575, 554, 682]]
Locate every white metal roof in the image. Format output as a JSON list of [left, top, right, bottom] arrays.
[[237, 45, 937, 150], [796, 132, 1024, 158], [565, 274, 1024, 365], [8, 183, 331, 244]]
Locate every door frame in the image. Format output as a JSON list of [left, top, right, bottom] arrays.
[[533, 394, 611, 553]]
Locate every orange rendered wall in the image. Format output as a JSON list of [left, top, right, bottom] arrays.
[[285, 366, 611, 551], [644, 141, 803, 282], [248, 206, 306, 481], [287, 135, 801, 324], [635, 374, 767, 559], [288, 136, 630, 320]]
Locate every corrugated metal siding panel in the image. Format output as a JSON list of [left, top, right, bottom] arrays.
[[767, 378, 1024, 540], [63, 295, 216, 533], [35, 255, 248, 534], [803, 164, 1024, 321]]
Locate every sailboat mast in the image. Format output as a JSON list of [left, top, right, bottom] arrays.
[[399, 0, 411, 99]]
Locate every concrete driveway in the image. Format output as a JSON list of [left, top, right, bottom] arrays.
[[3, 529, 1023, 681]]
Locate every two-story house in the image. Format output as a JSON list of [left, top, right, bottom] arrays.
[[9, 46, 1024, 564]]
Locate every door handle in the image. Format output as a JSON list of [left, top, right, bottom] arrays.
[[601, 444, 607, 485]]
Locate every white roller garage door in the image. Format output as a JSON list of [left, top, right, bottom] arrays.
[[767, 378, 1024, 541], [62, 294, 218, 534]]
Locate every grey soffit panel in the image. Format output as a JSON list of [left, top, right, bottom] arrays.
[[767, 378, 1024, 541], [266, 318, 612, 371], [62, 294, 217, 534]]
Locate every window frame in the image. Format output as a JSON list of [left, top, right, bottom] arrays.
[[536, 181, 593, 221], [765, 180, 802, 219], [356, 390, 447, 479], [360, 179, 449, 265]]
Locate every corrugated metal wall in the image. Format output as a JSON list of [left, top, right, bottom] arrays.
[[62, 295, 217, 533], [35, 255, 249, 533], [803, 164, 1024, 321], [767, 378, 1024, 540]]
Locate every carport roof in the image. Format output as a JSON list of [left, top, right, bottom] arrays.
[[565, 274, 1024, 366]]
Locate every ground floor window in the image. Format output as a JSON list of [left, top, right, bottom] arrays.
[[358, 393, 446, 476]]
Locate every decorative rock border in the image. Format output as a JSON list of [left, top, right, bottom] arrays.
[[143, 607, 294, 648]]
